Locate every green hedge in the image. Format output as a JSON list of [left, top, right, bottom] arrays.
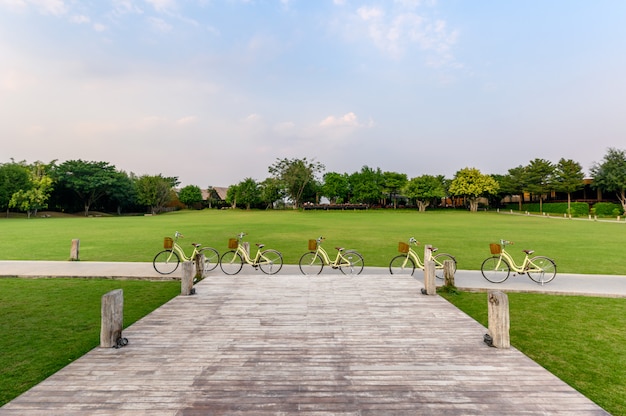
[[592, 202, 624, 217], [505, 202, 589, 216]]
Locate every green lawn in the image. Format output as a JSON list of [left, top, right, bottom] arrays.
[[441, 291, 626, 415], [2, 209, 626, 274], [0, 278, 180, 406], [1, 209, 625, 414]]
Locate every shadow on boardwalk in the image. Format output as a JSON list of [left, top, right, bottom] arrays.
[[1, 274, 609, 415]]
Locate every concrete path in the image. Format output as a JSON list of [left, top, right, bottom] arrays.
[[2, 261, 626, 297]]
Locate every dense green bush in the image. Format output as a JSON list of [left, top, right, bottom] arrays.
[[592, 202, 624, 217], [505, 202, 589, 216]]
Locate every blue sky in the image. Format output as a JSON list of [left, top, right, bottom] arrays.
[[2, 0, 625, 187]]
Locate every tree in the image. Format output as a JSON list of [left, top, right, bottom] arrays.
[[0, 160, 31, 217], [524, 158, 555, 213], [349, 166, 384, 205], [53, 160, 119, 216], [499, 165, 527, 211], [591, 148, 626, 213], [259, 177, 283, 209], [382, 171, 408, 209], [8, 162, 53, 218], [448, 167, 499, 212], [178, 185, 203, 209], [554, 158, 585, 215], [268, 157, 325, 209], [225, 184, 239, 209], [321, 172, 350, 204], [404, 175, 446, 212], [135, 174, 178, 214], [107, 171, 138, 215], [236, 178, 260, 210]]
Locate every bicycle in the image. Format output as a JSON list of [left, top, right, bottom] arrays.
[[388, 237, 457, 279], [298, 237, 364, 275], [219, 233, 283, 275], [153, 231, 220, 276], [480, 239, 557, 285]]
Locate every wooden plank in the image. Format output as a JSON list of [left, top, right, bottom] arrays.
[[0, 275, 609, 415]]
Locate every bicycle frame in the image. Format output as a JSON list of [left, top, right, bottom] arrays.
[[494, 249, 529, 273], [166, 233, 199, 262], [314, 241, 354, 268], [235, 243, 268, 266]]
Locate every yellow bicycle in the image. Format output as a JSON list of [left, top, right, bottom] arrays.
[[481, 239, 557, 285], [153, 231, 220, 275], [298, 237, 364, 275], [219, 233, 283, 275], [389, 237, 456, 279]]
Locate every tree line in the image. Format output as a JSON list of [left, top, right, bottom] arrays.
[[1, 148, 625, 217]]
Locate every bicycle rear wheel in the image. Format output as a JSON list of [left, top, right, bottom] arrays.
[[433, 253, 456, 280], [153, 250, 180, 275], [389, 255, 415, 276], [220, 250, 244, 275], [299, 252, 324, 275], [481, 256, 510, 283], [258, 249, 283, 275], [200, 247, 220, 272], [339, 251, 364, 275], [527, 256, 557, 284]]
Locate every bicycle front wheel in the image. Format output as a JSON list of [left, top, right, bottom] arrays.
[[433, 253, 457, 280], [339, 251, 364, 275], [389, 255, 415, 276], [220, 250, 244, 275], [153, 250, 180, 275], [258, 249, 283, 275], [299, 252, 324, 275], [481, 256, 510, 283], [200, 247, 220, 272], [527, 256, 557, 284]]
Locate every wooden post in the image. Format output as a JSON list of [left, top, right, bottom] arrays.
[[423, 244, 432, 263], [422, 259, 436, 295], [443, 259, 455, 287], [487, 291, 510, 348], [194, 253, 205, 281], [181, 261, 195, 296], [100, 289, 123, 348], [70, 239, 80, 261]]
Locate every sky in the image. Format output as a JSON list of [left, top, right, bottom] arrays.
[[2, 0, 626, 188]]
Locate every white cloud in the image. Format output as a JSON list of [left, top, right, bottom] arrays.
[[357, 6, 383, 21], [144, 0, 176, 13], [148, 16, 172, 32], [0, 0, 67, 15], [176, 116, 197, 125], [319, 112, 360, 128]]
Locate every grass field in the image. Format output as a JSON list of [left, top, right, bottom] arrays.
[[1, 209, 625, 413], [2, 209, 626, 274]]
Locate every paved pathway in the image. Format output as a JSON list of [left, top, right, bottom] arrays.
[[0, 273, 610, 415], [2, 261, 626, 297]]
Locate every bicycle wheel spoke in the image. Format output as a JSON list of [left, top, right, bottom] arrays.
[[259, 249, 283, 275], [527, 256, 557, 284], [153, 250, 180, 275], [200, 247, 220, 273], [481, 256, 510, 283], [299, 252, 324, 275], [219, 250, 243, 275], [339, 251, 364, 275], [433, 253, 456, 280], [389, 255, 415, 276]]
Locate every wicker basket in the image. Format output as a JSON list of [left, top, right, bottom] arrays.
[[228, 238, 238, 249], [308, 239, 317, 250], [164, 237, 173, 249], [489, 243, 501, 254], [398, 242, 409, 253]]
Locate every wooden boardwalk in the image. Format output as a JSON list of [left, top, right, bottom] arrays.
[[1, 274, 609, 415]]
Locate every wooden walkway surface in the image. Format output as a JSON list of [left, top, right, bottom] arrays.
[[1, 274, 609, 415]]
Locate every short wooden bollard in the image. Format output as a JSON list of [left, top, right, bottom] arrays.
[[181, 261, 195, 296], [486, 290, 510, 348], [443, 259, 455, 287], [194, 253, 205, 281], [100, 289, 123, 348], [422, 259, 436, 295], [70, 239, 80, 261]]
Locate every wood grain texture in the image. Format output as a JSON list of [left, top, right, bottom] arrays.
[[1, 275, 609, 415]]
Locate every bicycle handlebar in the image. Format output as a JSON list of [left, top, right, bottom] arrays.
[[409, 237, 419, 245], [238, 232, 247, 239], [175, 231, 184, 238], [501, 239, 513, 246]]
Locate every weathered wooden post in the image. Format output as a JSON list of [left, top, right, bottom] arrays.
[[100, 289, 123, 348], [70, 239, 80, 261], [181, 261, 195, 296], [422, 259, 436, 295], [443, 259, 455, 287], [486, 290, 510, 348], [194, 253, 205, 281]]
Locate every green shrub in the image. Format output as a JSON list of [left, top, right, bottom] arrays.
[[592, 202, 624, 217], [506, 202, 589, 216]]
